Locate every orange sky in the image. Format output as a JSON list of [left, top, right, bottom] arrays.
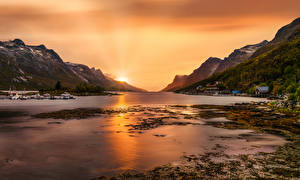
[[0, 0, 300, 91]]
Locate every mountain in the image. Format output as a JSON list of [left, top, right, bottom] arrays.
[[252, 17, 300, 58], [178, 17, 300, 94], [0, 39, 144, 91], [162, 41, 268, 91], [214, 40, 268, 73], [65, 62, 146, 92], [0, 39, 82, 89], [165, 16, 300, 93], [162, 57, 222, 92]]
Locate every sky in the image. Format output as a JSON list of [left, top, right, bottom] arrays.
[[0, 0, 300, 91]]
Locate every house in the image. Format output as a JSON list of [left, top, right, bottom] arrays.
[[204, 82, 220, 94], [221, 89, 232, 94], [255, 86, 269, 97]]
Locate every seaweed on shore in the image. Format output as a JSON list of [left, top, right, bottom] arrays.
[[0, 111, 27, 119], [92, 143, 300, 179], [0, 110, 28, 124], [32, 108, 106, 120], [196, 103, 300, 139], [93, 102, 300, 179], [29, 102, 300, 179]]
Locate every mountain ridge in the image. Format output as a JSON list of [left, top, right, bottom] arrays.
[[0, 39, 145, 92], [177, 17, 300, 95], [251, 17, 300, 58], [161, 40, 268, 91]]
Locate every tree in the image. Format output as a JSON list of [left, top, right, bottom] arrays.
[[258, 82, 267, 87], [295, 86, 300, 101], [75, 83, 104, 93], [217, 82, 226, 90], [247, 86, 256, 94], [286, 83, 297, 93], [55, 81, 62, 90], [272, 81, 278, 95]]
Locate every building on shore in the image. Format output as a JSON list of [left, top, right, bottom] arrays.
[[204, 82, 220, 94], [232, 90, 241, 95], [255, 86, 269, 97]]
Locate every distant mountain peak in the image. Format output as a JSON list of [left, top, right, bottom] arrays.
[[175, 17, 300, 93], [12, 39, 25, 46], [274, 17, 300, 42], [206, 57, 222, 62], [0, 39, 145, 92], [162, 40, 267, 92], [252, 17, 300, 58]]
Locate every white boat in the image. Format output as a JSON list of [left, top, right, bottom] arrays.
[[43, 93, 51, 99], [213, 92, 219, 96], [19, 95, 29, 100], [60, 92, 74, 99], [34, 93, 42, 100], [11, 94, 20, 100]]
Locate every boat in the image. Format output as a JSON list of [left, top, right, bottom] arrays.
[[43, 93, 51, 99], [60, 92, 74, 100], [33, 93, 42, 100], [10, 94, 20, 100], [19, 95, 29, 100]]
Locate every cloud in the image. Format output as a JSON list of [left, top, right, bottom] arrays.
[[1, 0, 300, 35], [89, 0, 300, 32], [98, 0, 300, 18]]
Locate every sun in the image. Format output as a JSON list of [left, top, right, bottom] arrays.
[[116, 77, 129, 83]]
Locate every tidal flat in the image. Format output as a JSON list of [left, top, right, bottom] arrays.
[[0, 94, 298, 179], [31, 102, 300, 179]]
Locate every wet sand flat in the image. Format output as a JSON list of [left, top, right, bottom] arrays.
[[0, 93, 291, 179]]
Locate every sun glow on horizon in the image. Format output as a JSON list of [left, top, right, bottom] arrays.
[[116, 77, 129, 83]]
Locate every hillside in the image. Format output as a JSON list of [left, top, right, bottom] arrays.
[[215, 40, 268, 73], [252, 17, 300, 58], [162, 41, 267, 92], [178, 37, 300, 95], [177, 17, 300, 95], [162, 57, 222, 91], [0, 39, 144, 91]]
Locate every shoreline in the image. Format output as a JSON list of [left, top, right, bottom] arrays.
[[0, 91, 122, 101], [0, 98, 298, 179], [89, 102, 299, 179]]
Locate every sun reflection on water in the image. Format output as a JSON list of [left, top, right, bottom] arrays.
[[107, 94, 138, 171]]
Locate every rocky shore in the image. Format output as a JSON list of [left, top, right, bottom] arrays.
[[29, 102, 300, 179], [84, 102, 299, 179], [32, 108, 113, 119]]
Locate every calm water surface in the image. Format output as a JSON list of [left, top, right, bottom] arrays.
[[0, 92, 284, 180]]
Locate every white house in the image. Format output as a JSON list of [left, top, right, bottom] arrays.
[[255, 86, 269, 95]]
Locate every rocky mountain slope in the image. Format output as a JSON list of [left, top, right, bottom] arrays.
[[162, 57, 222, 91], [178, 17, 300, 94], [215, 40, 268, 73], [0, 39, 144, 91], [252, 17, 300, 58], [162, 41, 268, 91], [65, 62, 146, 92]]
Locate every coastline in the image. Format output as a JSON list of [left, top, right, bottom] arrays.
[[0, 95, 298, 179], [90, 102, 300, 179]]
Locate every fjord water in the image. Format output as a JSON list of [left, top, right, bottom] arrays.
[[0, 92, 269, 113], [0, 92, 285, 180]]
